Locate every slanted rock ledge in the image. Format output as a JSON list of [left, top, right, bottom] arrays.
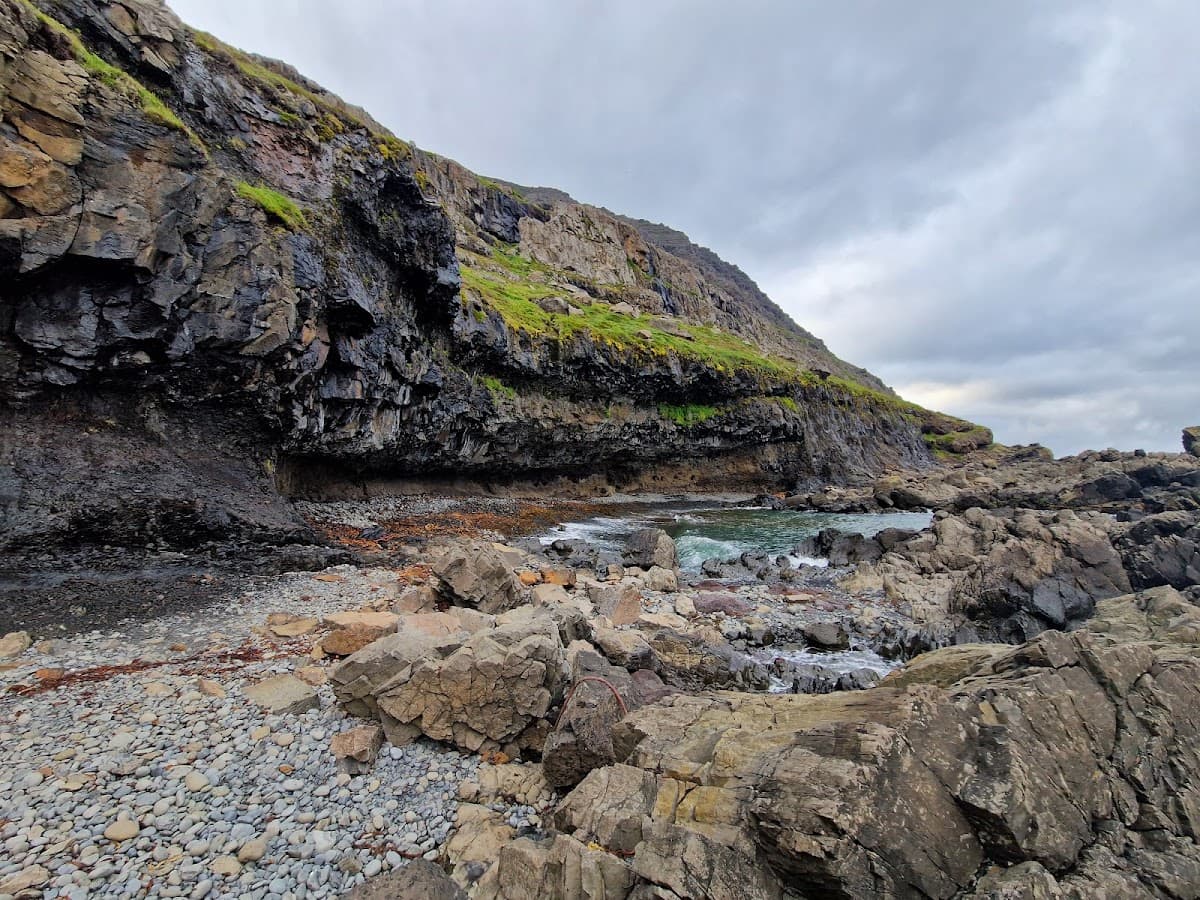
[[465, 587, 1200, 899]]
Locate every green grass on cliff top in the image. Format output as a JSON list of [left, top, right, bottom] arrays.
[[460, 262, 795, 378], [28, 5, 206, 153]]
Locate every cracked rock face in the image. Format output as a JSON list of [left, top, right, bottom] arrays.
[[331, 607, 569, 755], [473, 588, 1200, 899], [1, 0, 938, 557]]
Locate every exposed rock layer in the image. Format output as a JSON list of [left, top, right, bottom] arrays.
[[0, 0, 944, 554]]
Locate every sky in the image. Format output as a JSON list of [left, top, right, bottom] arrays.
[[172, 0, 1199, 456]]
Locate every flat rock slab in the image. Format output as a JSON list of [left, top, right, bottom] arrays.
[[345, 859, 465, 899], [243, 674, 319, 716]]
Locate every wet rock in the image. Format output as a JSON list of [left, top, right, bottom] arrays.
[[623, 528, 677, 571], [1117, 510, 1200, 590], [801, 619, 849, 649]]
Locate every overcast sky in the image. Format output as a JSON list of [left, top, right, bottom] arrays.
[[173, 0, 1198, 456]]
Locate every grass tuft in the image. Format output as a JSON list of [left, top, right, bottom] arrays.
[[480, 375, 517, 399], [30, 5, 205, 153], [658, 404, 720, 426], [235, 182, 308, 231]]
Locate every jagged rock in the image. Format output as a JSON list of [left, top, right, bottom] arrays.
[[1184, 426, 1200, 456], [333, 607, 566, 753], [622, 529, 677, 571], [647, 630, 770, 691], [0, 0, 937, 567], [330, 724, 384, 775], [1084, 585, 1200, 643], [1117, 511, 1200, 590], [392, 584, 440, 614], [542, 643, 636, 789], [587, 583, 643, 626], [591, 624, 655, 671], [432, 544, 523, 614], [444, 804, 515, 888], [346, 859, 465, 900], [319, 611, 399, 656], [882, 643, 1009, 689], [844, 507, 1132, 641], [479, 608, 1200, 899]]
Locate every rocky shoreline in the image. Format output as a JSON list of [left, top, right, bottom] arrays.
[[1, 438, 1197, 898]]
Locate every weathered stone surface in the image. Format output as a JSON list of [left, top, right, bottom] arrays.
[[474, 599, 1200, 899], [334, 607, 567, 753], [0, 630, 31, 658], [1184, 426, 1200, 457], [346, 859, 465, 900], [587, 583, 642, 626], [433, 544, 524, 614], [0, 0, 940, 567], [243, 674, 318, 716], [623, 528, 677, 571], [801, 619, 849, 649], [330, 724, 384, 774], [844, 506, 1132, 641]]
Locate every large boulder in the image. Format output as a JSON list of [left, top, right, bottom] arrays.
[[622, 528, 677, 571], [432, 543, 524, 614], [332, 607, 567, 754]]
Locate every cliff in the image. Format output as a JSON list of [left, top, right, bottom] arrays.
[[0, 0, 980, 551]]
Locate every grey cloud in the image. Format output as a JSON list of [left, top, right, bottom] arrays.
[[172, 0, 1200, 455]]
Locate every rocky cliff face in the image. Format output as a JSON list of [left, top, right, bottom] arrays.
[[0, 0, 952, 551]]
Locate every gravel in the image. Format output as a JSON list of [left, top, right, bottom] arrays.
[[0, 564, 535, 899]]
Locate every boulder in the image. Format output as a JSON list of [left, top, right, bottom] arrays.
[[392, 584, 439, 614], [432, 543, 523, 613], [622, 528, 677, 570], [243, 674, 319, 716], [802, 619, 850, 650], [1184, 426, 1200, 456], [586, 583, 642, 626], [591, 624, 655, 671], [693, 592, 752, 616], [0, 630, 31, 659], [1117, 510, 1200, 590], [334, 608, 567, 753], [542, 643, 635, 789]]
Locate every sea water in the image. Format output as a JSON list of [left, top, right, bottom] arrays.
[[540, 500, 932, 572]]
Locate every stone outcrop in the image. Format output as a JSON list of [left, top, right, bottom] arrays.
[[472, 589, 1200, 898], [841, 507, 1131, 641], [622, 528, 677, 571], [0, 0, 951, 562]]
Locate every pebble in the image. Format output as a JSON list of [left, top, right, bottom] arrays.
[[0, 564, 505, 899]]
